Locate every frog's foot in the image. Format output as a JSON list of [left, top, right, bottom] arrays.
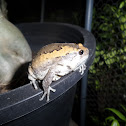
[[79, 64, 86, 75], [53, 75, 61, 81], [31, 81, 38, 90], [39, 86, 56, 102], [28, 74, 38, 90]]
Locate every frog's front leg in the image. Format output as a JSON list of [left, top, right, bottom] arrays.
[[79, 64, 86, 75], [28, 74, 38, 90], [39, 70, 56, 102], [74, 63, 86, 75]]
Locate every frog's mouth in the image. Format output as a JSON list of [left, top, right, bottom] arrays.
[[76, 55, 89, 68], [81, 55, 89, 63]]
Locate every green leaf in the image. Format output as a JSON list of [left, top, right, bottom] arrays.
[[106, 108, 126, 122], [105, 59, 111, 65], [120, 104, 126, 112], [124, 24, 126, 29], [111, 6, 116, 12], [111, 120, 120, 126], [105, 116, 115, 123], [119, 1, 125, 9], [124, 46, 126, 52], [100, 50, 104, 55], [95, 80, 99, 85], [120, 24, 124, 31], [99, 61, 104, 66], [120, 16, 126, 23]]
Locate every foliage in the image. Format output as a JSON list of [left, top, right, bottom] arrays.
[[87, 0, 126, 125], [105, 105, 126, 126], [89, 0, 126, 89]]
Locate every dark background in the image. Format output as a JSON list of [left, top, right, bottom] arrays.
[[6, 0, 85, 25]]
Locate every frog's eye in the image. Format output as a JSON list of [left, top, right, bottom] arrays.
[[79, 50, 84, 55]]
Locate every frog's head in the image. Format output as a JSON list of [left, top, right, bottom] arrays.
[[78, 43, 89, 62], [60, 43, 89, 70], [71, 43, 89, 68]]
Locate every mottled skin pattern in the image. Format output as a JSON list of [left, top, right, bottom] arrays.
[[28, 43, 89, 102]]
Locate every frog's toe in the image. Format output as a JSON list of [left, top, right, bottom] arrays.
[[79, 64, 86, 75], [29, 80, 38, 90], [46, 86, 56, 101], [39, 91, 47, 101], [39, 86, 56, 102], [33, 82, 38, 90], [49, 86, 56, 92]]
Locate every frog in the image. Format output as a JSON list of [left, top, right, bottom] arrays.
[[28, 43, 89, 102]]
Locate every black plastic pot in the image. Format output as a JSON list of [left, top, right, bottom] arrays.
[[0, 23, 96, 126]]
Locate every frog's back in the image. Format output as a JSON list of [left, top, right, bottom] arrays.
[[37, 43, 79, 55], [31, 43, 80, 67]]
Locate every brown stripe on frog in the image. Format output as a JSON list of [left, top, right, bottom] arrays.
[[32, 43, 85, 68], [37, 43, 79, 55]]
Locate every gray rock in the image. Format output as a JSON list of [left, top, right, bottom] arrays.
[[0, 10, 32, 91]]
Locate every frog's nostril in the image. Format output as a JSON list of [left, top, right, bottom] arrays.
[[84, 49, 89, 56]]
